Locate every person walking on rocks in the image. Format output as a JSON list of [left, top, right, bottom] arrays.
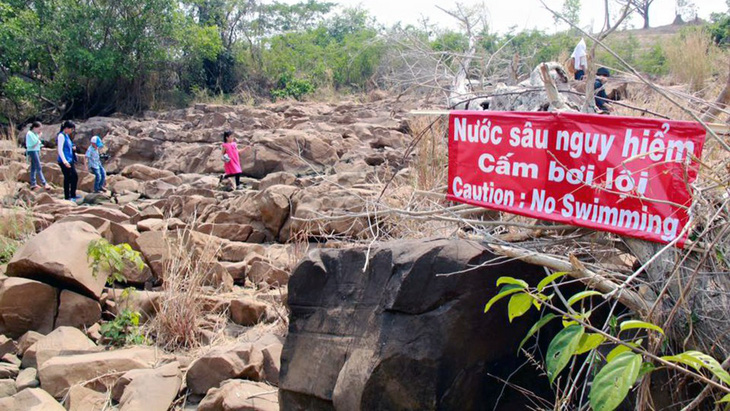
[[85, 135, 106, 193], [219, 130, 248, 190], [25, 121, 51, 191], [57, 120, 79, 201]]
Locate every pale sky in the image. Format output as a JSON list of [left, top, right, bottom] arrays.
[[322, 0, 728, 34]]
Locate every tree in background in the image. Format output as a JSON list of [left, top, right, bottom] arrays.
[[554, 0, 581, 31], [618, 0, 656, 29], [674, 0, 697, 24]]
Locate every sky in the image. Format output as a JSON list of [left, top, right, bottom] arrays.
[[317, 0, 729, 34]]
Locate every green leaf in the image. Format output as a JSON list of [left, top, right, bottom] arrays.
[[537, 271, 567, 292], [718, 393, 730, 403], [546, 324, 585, 383], [518, 313, 558, 353], [507, 293, 533, 323], [567, 291, 602, 307], [589, 352, 642, 411], [484, 285, 523, 313], [606, 345, 632, 363], [575, 333, 606, 355], [662, 351, 730, 386], [496, 277, 528, 289], [619, 320, 665, 335], [638, 362, 656, 379]]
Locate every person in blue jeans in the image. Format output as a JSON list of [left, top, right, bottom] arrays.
[[85, 135, 106, 193], [25, 122, 51, 190], [57, 121, 79, 201]]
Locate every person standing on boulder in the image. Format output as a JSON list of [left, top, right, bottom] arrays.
[[571, 38, 588, 80], [85, 135, 106, 193], [219, 130, 248, 190], [25, 121, 51, 191], [57, 121, 79, 201]]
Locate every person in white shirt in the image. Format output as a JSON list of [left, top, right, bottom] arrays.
[[571, 38, 588, 80]]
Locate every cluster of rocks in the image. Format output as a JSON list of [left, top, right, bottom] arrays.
[[0, 97, 424, 409]]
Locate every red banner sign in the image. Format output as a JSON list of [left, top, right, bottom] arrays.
[[447, 111, 706, 246]]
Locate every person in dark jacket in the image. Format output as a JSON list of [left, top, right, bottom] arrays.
[[595, 67, 612, 113], [57, 120, 79, 201]]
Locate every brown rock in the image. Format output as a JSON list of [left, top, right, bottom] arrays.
[[55, 290, 102, 330], [1, 353, 19, 367], [196, 223, 253, 242], [198, 379, 279, 411], [0, 335, 16, 358], [0, 278, 57, 338], [0, 379, 16, 398], [112, 362, 182, 411], [21, 326, 98, 369], [0, 363, 19, 379], [219, 261, 247, 283], [70, 207, 129, 224], [15, 367, 38, 390], [248, 261, 289, 286], [219, 242, 265, 262], [262, 343, 283, 386], [137, 205, 164, 221], [121, 164, 175, 181], [65, 385, 106, 411], [6, 221, 107, 298], [38, 346, 160, 398], [107, 175, 140, 193], [229, 298, 269, 326], [185, 343, 265, 395], [259, 171, 297, 191], [16, 331, 43, 356], [0, 387, 64, 410], [55, 214, 111, 233], [137, 217, 185, 232], [142, 180, 177, 199], [106, 222, 141, 250]]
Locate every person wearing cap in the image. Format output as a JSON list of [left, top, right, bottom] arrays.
[[86, 135, 107, 193], [595, 67, 613, 113], [57, 120, 79, 201]]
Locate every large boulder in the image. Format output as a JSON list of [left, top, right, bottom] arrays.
[[198, 379, 279, 411], [279, 238, 555, 410], [0, 387, 65, 410], [38, 346, 160, 398], [0, 278, 57, 338], [6, 221, 107, 298], [112, 362, 182, 411], [54, 290, 102, 330]]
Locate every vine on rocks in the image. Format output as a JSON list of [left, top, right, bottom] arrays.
[[486, 274, 730, 410]]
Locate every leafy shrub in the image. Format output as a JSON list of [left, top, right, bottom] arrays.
[[100, 307, 145, 346], [87, 239, 145, 285], [271, 73, 315, 101]]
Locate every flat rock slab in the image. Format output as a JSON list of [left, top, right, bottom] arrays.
[[198, 379, 278, 411], [38, 346, 160, 398]]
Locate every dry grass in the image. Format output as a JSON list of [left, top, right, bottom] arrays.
[[664, 28, 718, 93], [146, 225, 227, 352], [0, 206, 36, 263], [408, 115, 448, 191]]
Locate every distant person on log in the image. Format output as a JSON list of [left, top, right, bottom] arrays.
[[571, 38, 587, 80], [219, 130, 249, 190], [85, 135, 107, 193], [595, 67, 613, 114], [57, 120, 79, 201], [25, 121, 51, 191]]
